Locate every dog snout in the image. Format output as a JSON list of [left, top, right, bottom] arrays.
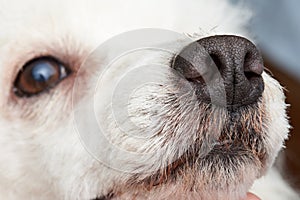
[[173, 35, 265, 107]]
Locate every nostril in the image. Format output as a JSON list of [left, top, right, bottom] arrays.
[[243, 52, 251, 67], [243, 52, 264, 80], [244, 71, 260, 81], [209, 54, 222, 71]]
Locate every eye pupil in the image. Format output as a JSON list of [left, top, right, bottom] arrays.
[[31, 62, 57, 82], [14, 57, 70, 97]]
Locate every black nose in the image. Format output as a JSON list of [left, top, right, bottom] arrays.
[[173, 35, 264, 107]]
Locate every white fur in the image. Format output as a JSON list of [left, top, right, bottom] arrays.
[[0, 0, 298, 199]]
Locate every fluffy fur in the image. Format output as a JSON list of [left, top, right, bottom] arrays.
[[0, 0, 298, 199]]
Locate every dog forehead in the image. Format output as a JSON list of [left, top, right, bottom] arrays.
[[0, 0, 251, 40]]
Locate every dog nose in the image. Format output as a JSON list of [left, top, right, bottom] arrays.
[[173, 35, 264, 107]]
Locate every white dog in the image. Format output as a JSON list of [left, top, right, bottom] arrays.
[[0, 0, 298, 199]]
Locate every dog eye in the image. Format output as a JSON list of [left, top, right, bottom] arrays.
[[14, 57, 70, 97]]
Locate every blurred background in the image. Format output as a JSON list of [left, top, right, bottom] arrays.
[[233, 0, 300, 191]]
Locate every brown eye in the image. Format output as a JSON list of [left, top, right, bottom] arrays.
[[14, 57, 70, 97]]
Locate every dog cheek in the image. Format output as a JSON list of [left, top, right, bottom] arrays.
[[261, 73, 290, 169]]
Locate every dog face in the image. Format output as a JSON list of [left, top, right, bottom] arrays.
[[0, 0, 289, 199]]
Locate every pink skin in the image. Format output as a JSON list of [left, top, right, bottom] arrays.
[[245, 193, 261, 200]]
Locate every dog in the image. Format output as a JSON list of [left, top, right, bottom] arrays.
[[0, 0, 299, 199]]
